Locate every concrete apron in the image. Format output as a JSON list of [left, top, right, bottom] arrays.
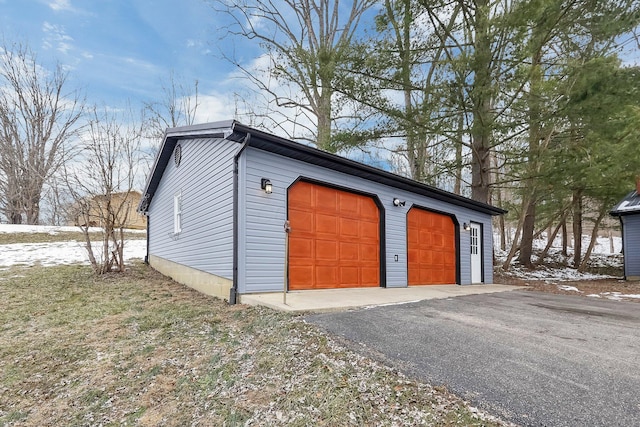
[[239, 284, 523, 313]]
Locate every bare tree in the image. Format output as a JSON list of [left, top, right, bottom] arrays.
[[212, 0, 376, 152], [0, 40, 83, 224], [63, 106, 144, 274]]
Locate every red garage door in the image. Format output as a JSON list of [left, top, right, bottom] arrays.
[[288, 181, 380, 290], [407, 207, 456, 285]]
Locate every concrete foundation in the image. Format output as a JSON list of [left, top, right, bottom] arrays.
[[149, 254, 232, 301]]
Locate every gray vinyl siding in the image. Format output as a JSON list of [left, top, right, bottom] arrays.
[[147, 137, 239, 279], [238, 147, 494, 294], [622, 215, 640, 277]]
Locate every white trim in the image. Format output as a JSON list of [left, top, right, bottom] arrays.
[[470, 222, 482, 283], [173, 192, 182, 234]]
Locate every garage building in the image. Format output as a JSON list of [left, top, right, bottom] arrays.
[[610, 181, 640, 280], [138, 121, 505, 302]]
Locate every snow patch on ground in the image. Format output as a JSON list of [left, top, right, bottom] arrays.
[[558, 285, 580, 292], [0, 224, 146, 267], [495, 234, 623, 282], [0, 240, 147, 267], [494, 233, 640, 302], [0, 224, 146, 234], [601, 292, 640, 301]]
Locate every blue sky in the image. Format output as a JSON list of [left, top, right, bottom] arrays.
[[0, 0, 250, 117]]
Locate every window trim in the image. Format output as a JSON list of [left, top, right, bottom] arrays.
[[173, 192, 182, 234]]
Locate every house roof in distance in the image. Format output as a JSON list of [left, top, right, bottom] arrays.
[[610, 190, 640, 216], [139, 120, 506, 216]]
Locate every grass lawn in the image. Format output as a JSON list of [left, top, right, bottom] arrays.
[[0, 262, 506, 426], [0, 230, 146, 245]]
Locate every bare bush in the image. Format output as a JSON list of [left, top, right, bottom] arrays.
[[63, 105, 144, 274]]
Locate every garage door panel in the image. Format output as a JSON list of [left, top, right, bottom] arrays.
[[288, 188, 312, 205], [408, 249, 418, 263], [315, 187, 337, 212], [408, 208, 456, 285], [290, 266, 313, 285], [361, 244, 378, 262], [419, 250, 432, 264], [340, 267, 359, 284], [359, 200, 379, 220], [315, 266, 338, 287], [340, 217, 360, 237], [361, 268, 379, 285], [316, 214, 338, 234], [288, 181, 380, 290], [444, 257, 456, 268], [408, 269, 420, 284], [290, 209, 313, 230], [340, 242, 359, 260], [289, 237, 312, 258], [315, 240, 338, 260], [339, 193, 360, 214], [419, 230, 432, 245], [359, 221, 378, 238]]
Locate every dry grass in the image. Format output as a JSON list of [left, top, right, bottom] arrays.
[[0, 263, 509, 426], [0, 230, 145, 245]]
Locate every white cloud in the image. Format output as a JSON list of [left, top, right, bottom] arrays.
[[186, 39, 212, 55], [42, 21, 75, 54], [47, 0, 74, 12], [193, 91, 239, 123]]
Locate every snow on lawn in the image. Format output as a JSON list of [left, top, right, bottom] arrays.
[[600, 292, 640, 301], [0, 240, 147, 268], [495, 233, 624, 282], [0, 224, 146, 268], [558, 285, 580, 292], [497, 263, 620, 281], [0, 224, 146, 234]]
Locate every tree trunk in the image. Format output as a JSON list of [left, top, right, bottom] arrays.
[[561, 218, 568, 256], [502, 205, 527, 270], [499, 215, 506, 251], [518, 197, 536, 268], [578, 207, 607, 272], [609, 229, 614, 254], [493, 152, 505, 250], [10, 212, 22, 224], [572, 189, 583, 268], [316, 88, 333, 151], [518, 44, 543, 268], [536, 209, 569, 265], [454, 112, 464, 194], [470, 0, 493, 204], [25, 195, 41, 225]]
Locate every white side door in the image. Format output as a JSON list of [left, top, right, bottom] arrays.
[[470, 222, 483, 283]]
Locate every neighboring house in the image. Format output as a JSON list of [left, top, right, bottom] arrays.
[[74, 191, 147, 230], [610, 180, 640, 280], [138, 120, 506, 303]]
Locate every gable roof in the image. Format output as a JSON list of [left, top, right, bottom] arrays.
[[139, 120, 506, 216], [610, 190, 640, 216]]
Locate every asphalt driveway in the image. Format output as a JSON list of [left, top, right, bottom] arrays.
[[306, 290, 640, 426]]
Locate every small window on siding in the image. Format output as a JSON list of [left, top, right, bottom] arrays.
[[174, 193, 182, 234]]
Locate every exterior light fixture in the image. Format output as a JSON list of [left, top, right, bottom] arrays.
[[393, 198, 406, 207], [261, 178, 273, 194], [463, 222, 471, 231]]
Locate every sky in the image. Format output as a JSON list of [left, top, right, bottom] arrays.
[[0, 0, 251, 121]]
